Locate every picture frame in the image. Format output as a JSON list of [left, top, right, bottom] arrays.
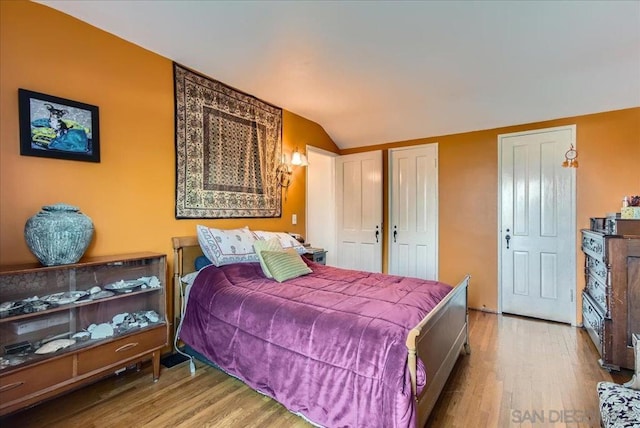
[[18, 89, 100, 162]]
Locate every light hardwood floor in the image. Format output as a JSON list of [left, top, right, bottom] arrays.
[[2, 310, 629, 427]]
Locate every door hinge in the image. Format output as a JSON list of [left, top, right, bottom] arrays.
[[570, 289, 574, 302]]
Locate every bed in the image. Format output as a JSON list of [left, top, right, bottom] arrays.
[[172, 236, 470, 427]]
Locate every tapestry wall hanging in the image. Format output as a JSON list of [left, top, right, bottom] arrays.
[[174, 63, 282, 218]]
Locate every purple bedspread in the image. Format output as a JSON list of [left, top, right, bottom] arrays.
[[179, 260, 452, 428]]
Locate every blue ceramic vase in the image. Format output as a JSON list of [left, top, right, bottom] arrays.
[[24, 203, 94, 266]]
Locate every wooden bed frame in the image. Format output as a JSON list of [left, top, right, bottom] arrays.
[[171, 236, 470, 427]]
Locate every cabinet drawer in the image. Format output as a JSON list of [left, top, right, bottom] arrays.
[[582, 292, 603, 356], [582, 231, 605, 261], [0, 356, 73, 404], [586, 256, 608, 285], [585, 274, 608, 316], [77, 325, 166, 375]]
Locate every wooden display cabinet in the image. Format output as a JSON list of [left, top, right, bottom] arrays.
[[0, 252, 168, 416]]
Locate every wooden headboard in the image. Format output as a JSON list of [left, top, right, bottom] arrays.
[[171, 236, 203, 334]]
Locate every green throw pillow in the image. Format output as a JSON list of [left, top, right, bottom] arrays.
[[253, 237, 283, 278], [261, 249, 312, 283]]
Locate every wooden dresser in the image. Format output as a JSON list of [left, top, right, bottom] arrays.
[[582, 221, 640, 370]]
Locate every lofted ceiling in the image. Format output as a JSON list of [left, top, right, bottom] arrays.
[[37, 0, 640, 149]]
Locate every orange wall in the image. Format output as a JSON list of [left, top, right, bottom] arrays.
[[2, 2, 639, 321], [0, 1, 339, 269], [343, 108, 640, 315]]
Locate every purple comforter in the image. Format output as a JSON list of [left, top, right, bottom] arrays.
[[179, 260, 452, 428]]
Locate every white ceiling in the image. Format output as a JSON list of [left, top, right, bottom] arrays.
[[37, 0, 640, 149]]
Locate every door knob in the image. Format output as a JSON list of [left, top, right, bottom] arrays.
[[375, 225, 379, 243], [505, 228, 511, 249], [393, 225, 398, 243]]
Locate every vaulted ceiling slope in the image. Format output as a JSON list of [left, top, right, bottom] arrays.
[[38, 1, 640, 149]]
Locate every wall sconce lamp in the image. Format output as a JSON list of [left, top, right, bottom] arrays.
[[277, 147, 308, 199], [277, 147, 308, 188], [561, 144, 578, 168], [290, 147, 308, 167]]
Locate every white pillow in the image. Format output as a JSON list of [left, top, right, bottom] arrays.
[[196, 225, 259, 267], [253, 231, 306, 255]]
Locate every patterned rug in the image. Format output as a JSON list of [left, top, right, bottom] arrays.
[[174, 63, 282, 218]]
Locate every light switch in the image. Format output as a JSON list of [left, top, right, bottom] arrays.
[[292, 214, 297, 225]]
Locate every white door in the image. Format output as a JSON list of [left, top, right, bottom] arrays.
[[389, 144, 438, 280], [335, 151, 382, 272], [306, 146, 337, 266], [499, 125, 576, 324]]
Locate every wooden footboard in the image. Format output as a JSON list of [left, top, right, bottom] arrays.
[[407, 275, 470, 427]]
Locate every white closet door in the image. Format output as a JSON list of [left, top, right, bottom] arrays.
[[335, 151, 382, 272], [389, 144, 438, 280]]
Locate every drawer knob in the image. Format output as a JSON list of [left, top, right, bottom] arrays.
[[0, 381, 25, 393], [115, 342, 139, 353]]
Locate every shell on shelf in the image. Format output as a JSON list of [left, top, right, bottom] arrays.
[[35, 339, 76, 354], [89, 323, 114, 339], [112, 312, 130, 324], [71, 331, 91, 342]]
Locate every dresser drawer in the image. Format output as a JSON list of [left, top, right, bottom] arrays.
[[0, 355, 73, 404], [582, 231, 605, 261], [585, 274, 609, 316], [586, 256, 608, 284], [77, 325, 166, 375], [582, 292, 603, 356]]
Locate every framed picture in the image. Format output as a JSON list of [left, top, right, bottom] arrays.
[[18, 89, 100, 162]]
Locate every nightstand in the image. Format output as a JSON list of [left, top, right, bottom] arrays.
[[303, 247, 327, 265]]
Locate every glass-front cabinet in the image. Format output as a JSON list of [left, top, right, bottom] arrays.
[[0, 252, 168, 416]]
